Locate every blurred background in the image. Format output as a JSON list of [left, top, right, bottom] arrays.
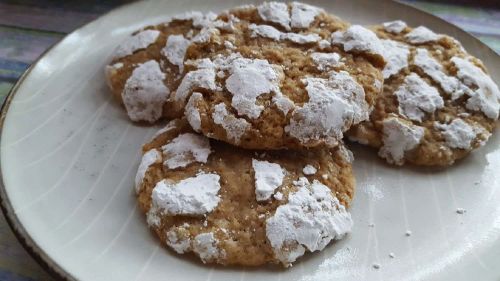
[[0, 0, 499, 280]]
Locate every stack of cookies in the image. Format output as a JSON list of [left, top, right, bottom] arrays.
[[104, 2, 500, 267]]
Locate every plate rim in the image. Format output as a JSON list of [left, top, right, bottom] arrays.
[[0, 1, 498, 280], [0, 53, 72, 281], [0, 1, 139, 280]]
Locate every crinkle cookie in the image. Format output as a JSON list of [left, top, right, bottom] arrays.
[[135, 118, 354, 267], [105, 11, 239, 122], [168, 2, 384, 149], [348, 21, 499, 166]]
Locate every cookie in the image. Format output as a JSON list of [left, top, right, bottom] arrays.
[[135, 118, 355, 267], [137, 2, 382, 150], [348, 21, 500, 166], [105, 12, 239, 122]]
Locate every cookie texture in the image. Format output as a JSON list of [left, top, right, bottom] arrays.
[[177, 3, 384, 150], [106, 2, 384, 149], [348, 21, 499, 166], [136, 118, 354, 267], [105, 12, 239, 122]]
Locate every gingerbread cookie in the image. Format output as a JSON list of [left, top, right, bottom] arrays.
[[175, 2, 385, 150], [348, 21, 499, 166], [105, 11, 239, 122], [135, 118, 354, 267]]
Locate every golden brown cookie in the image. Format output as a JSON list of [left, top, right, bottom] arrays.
[[135, 118, 355, 267], [348, 21, 499, 166], [176, 2, 385, 150], [105, 11, 239, 122], [105, 2, 385, 148]]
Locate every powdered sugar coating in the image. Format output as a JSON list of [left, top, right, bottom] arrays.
[[290, 2, 322, 28], [395, 73, 444, 122], [413, 48, 466, 96], [166, 228, 191, 254], [162, 133, 211, 169], [318, 39, 331, 49], [224, 57, 283, 119], [266, 177, 352, 266], [172, 11, 207, 23], [146, 208, 161, 227], [191, 12, 218, 28], [405, 26, 440, 44], [122, 60, 169, 123], [249, 24, 321, 44], [380, 39, 409, 79], [212, 103, 250, 143], [112, 62, 123, 69], [193, 233, 225, 263], [252, 159, 285, 201], [185, 92, 203, 132], [257, 2, 291, 30], [165, 228, 225, 262], [379, 117, 425, 165], [331, 25, 384, 57], [310, 52, 342, 71], [173, 67, 217, 105], [382, 20, 407, 34], [113, 29, 160, 59], [274, 192, 284, 201], [434, 119, 478, 149], [272, 92, 295, 115], [302, 164, 317, 175], [191, 27, 219, 43], [151, 172, 221, 215], [173, 11, 235, 31], [451, 56, 500, 120], [183, 54, 286, 121], [338, 144, 355, 164], [135, 149, 161, 193], [285, 70, 369, 146], [249, 24, 282, 40], [162, 34, 191, 73], [282, 32, 321, 44]]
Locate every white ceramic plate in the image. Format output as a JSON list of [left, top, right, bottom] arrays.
[[1, 0, 500, 280]]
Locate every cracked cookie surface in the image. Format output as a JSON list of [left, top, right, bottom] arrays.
[[105, 2, 384, 149], [135, 118, 355, 267], [348, 21, 499, 166], [179, 3, 384, 149]]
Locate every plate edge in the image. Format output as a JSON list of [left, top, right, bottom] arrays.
[[0, 1, 141, 280]]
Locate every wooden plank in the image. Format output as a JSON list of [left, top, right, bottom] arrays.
[[0, 81, 14, 102], [0, 3, 100, 33], [0, 59, 29, 82], [0, 26, 62, 64]]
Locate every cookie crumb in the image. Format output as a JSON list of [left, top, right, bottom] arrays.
[[302, 164, 317, 175], [253, 159, 286, 201], [322, 174, 329, 180], [389, 252, 395, 258], [372, 263, 381, 269], [273, 192, 284, 201], [405, 230, 412, 236], [224, 40, 235, 49], [456, 208, 466, 214]]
